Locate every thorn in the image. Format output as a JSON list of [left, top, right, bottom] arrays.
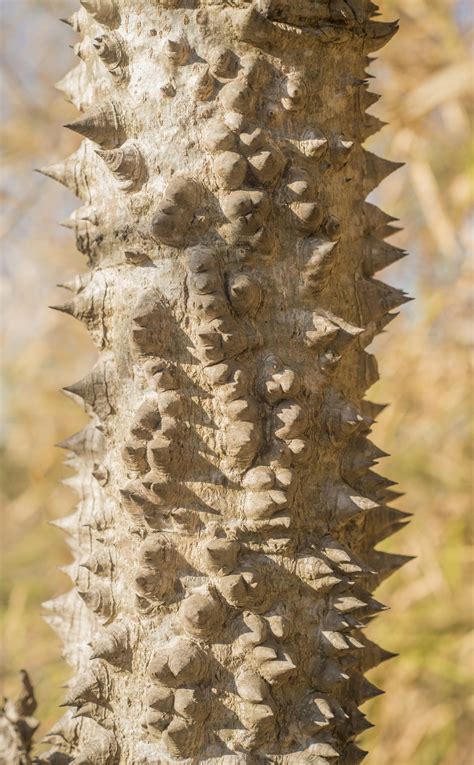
[[55, 427, 90, 453], [373, 551, 416, 576], [49, 302, 74, 316], [344, 744, 369, 764], [59, 13, 80, 31], [350, 673, 385, 703], [64, 102, 122, 149], [384, 489, 406, 503], [362, 400, 389, 418], [365, 19, 399, 53], [35, 163, 70, 187], [364, 151, 404, 193], [380, 648, 399, 663]]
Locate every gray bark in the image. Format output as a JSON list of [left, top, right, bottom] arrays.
[[37, 1, 408, 762]]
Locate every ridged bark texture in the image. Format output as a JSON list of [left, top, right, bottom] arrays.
[[40, 1, 410, 763]]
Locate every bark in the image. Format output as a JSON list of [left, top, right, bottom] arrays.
[[0, 671, 39, 765], [38, 1, 409, 762]]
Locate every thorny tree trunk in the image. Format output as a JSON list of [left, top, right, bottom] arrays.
[[36, 0, 410, 763]]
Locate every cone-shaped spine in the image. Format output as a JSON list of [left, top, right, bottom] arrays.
[[56, 423, 103, 456], [59, 14, 80, 31], [383, 488, 406, 503], [360, 400, 388, 421], [364, 19, 399, 53], [365, 551, 415, 585], [96, 142, 145, 191], [60, 206, 98, 231], [62, 665, 109, 708], [360, 506, 412, 547], [55, 64, 86, 108], [80, 0, 119, 25], [363, 202, 399, 235], [56, 273, 93, 294], [363, 237, 408, 276], [65, 102, 123, 149], [49, 510, 83, 538], [63, 359, 115, 419], [361, 113, 388, 139], [89, 621, 130, 665], [359, 278, 412, 322], [357, 636, 398, 672], [349, 672, 384, 704], [36, 151, 85, 199], [342, 744, 369, 764], [363, 150, 404, 194]]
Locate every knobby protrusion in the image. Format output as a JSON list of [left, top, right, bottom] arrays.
[[80, 0, 119, 25], [96, 142, 146, 191]]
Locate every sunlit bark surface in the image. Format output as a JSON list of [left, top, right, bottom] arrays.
[[35, 1, 408, 762]]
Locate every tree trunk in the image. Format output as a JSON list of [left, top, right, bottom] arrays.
[[39, 1, 409, 762]]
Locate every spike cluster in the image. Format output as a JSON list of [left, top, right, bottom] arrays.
[[41, 1, 409, 763]]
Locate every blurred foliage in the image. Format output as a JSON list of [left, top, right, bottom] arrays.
[[0, 0, 472, 763]]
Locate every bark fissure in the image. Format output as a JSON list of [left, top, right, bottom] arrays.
[[36, 1, 408, 763]]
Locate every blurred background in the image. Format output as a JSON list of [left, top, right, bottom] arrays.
[[0, 1, 472, 762]]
